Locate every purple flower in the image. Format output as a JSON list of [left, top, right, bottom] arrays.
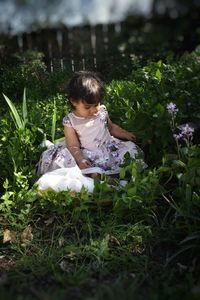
[[173, 123, 194, 143], [166, 102, 179, 116], [173, 133, 183, 140], [180, 124, 194, 139]]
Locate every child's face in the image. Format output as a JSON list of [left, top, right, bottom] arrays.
[[71, 99, 101, 118]]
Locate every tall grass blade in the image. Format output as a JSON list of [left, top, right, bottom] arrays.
[[54, 137, 65, 144], [164, 244, 193, 267], [179, 232, 200, 244], [22, 88, 28, 126], [51, 100, 57, 143], [3, 93, 23, 129]]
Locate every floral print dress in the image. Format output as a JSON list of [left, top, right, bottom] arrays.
[[37, 105, 145, 176]]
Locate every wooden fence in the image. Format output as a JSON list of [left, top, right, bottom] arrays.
[[1, 15, 197, 74], [0, 19, 160, 73]]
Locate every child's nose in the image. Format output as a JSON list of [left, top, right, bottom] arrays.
[[91, 106, 99, 114]]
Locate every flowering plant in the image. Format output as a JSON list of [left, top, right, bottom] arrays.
[[164, 102, 200, 199], [166, 102, 195, 158]]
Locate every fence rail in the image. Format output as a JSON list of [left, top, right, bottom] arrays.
[[0, 19, 161, 73], [0, 15, 197, 73]]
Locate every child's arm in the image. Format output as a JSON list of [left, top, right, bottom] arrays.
[[107, 117, 136, 141], [64, 126, 91, 169]]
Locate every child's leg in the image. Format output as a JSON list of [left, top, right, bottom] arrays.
[[37, 144, 76, 176], [87, 173, 101, 179]]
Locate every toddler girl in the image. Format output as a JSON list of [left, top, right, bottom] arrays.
[[37, 71, 146, 177]]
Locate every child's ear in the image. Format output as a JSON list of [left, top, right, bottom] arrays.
[[70, 99, 76, 107]]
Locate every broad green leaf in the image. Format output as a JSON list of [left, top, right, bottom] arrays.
[[157, 60, 162, 67], [120, 168, 126, 179], [172, 160, 186, 168], [127, 187, 136, 196], [3, 93, 23, 129], [155, 69, 162, 81]]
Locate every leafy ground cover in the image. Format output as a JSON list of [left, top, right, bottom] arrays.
[[0, 47, 200, 299]]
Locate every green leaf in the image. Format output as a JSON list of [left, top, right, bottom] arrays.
[[120, 168, 126, 179], [3, 178, 9, 190], [157, 60, 162, 67], [51, 100, 57, 143], [155, 69, 162, 81], [172, 160, 186, 168], [185, 184, 192, 202], [22, 88, 28, 126], [179, 233, 200, 244], [54, 136, 65, 144], [3, 93, 23, 129], [127, 187, 136, 196]]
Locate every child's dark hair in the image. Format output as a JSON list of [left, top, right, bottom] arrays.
[[68, 71, 104, 104]]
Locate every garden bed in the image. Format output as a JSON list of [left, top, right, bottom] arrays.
[[0, 40, 200, 299]]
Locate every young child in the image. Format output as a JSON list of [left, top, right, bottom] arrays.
[[37, 71, 146, 177]]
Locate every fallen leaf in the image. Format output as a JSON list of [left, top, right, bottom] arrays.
[[59, 260, 71, 272], [3, 229, 16, 244], [21, 226, 33, 246], [109, 235, 121, 246], [44, 217, 55, 226], [58, 237, 65, 247]]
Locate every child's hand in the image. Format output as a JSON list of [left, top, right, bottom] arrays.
[[123, 131, 136, 141], [108, 121, 136, 142], [78, 158, 91, 169]]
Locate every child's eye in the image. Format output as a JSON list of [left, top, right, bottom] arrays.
[[84, 104, 99, 109]]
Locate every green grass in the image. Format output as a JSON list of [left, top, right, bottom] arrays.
[[0, 47, 200, 299]]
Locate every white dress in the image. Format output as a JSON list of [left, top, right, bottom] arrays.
[[37, 105, 146, 176]]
